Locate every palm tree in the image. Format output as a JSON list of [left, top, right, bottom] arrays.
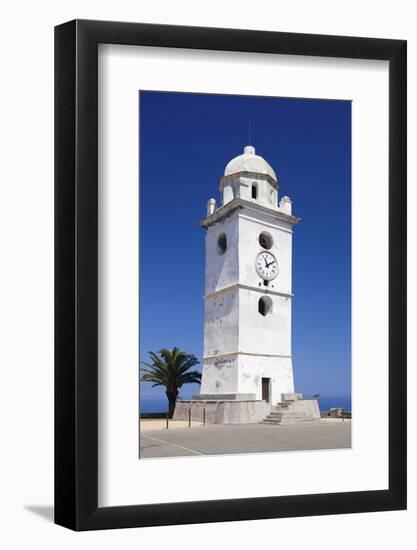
[[140, 347, 201, 418]]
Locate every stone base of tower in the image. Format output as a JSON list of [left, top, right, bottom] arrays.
[[173, 398, 271, 424], [173, 393, 321, 425]]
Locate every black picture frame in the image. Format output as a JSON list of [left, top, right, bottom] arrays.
[[55, 19, 407, 531]]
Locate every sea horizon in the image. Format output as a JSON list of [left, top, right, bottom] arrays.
[[139, 394, 352, 414]]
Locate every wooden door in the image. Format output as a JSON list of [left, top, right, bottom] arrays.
[[262, 378, 270, 402]]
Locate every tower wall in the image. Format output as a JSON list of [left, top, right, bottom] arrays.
[[204, 215, 238, 295], [237, 355, 294, 404], [238, 289, 291, 357], [200, 354, 239, 395], [200, 205, 296, 402], [203, 287, 239, 359], [200, 352, 294, 403]]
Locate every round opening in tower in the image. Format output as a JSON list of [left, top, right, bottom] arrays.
[[259, 231, 273, 250], [217, 233, 227, 254], [258, 296, 273, 316]]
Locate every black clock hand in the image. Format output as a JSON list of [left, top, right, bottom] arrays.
[[266, 259, 276, 268]]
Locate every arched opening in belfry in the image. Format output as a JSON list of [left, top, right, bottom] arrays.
[[251, 183, 258, 199], [259, 231, 273, 250], [217, 233, 227, 254], [258, 296, 273, 316]]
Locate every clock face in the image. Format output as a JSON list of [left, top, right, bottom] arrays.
[[255, 251, 278, 280]]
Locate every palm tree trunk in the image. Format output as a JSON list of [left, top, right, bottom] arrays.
[[166, 389, 178, 418], [168, 399, 176, 419]]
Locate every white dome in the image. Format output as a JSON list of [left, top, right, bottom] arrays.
[[224, 145, 277, 181]]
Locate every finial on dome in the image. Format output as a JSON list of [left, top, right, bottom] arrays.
[[244, 145, 255, 155]]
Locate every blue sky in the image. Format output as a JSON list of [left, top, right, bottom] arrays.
[[140, 91, 351, 410]]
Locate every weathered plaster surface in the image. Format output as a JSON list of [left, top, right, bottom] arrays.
[[173, 399, 271, 424]]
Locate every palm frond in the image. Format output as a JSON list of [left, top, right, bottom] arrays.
[[140, 347, 201, 390]]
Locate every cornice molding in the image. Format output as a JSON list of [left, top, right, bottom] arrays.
[[204, 351, 292, 360], [204, 283, 293, 300], [200, 197, 300, 228]]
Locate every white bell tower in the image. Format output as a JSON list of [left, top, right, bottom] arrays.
[[199, 145, 299, 405], [174, 145, 320, 424]]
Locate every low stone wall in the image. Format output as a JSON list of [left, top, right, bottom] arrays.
[[173, 399, 271, 424], [289, 398, 321, 420]]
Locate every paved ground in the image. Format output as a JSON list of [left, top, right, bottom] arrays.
[[139, 419, 351, 459]]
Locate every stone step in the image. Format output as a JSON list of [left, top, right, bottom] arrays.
[[264, 415, 309, 420], [264, 413, 311, 420], [264, 416, 310, 423], [267, 412, 306, 418], [262, 398, 321, 425], [262, 417, 320, 425], [271, 409, 289, 414]]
